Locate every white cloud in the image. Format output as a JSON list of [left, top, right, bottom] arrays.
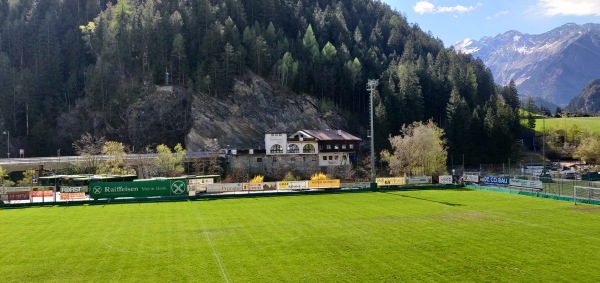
[[538, 0, 600, 16], [414, 1, 436, 14], [486, 10, 509, 20], [413, 1, 480, 15]]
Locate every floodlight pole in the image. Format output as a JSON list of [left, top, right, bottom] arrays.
[[2, 131, 9, 159], [367, 79, 379, 190]]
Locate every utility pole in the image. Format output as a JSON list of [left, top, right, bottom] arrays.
[[367, 79, 379, 190], [541, 105, 546, 175]]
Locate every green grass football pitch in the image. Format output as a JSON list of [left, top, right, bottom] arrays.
[[2, 188, 600, 282]]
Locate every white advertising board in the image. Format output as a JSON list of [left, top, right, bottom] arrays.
[[438, 175, 453, 184], [463, 174, 479, 183], [406, 176, 432, 184], [509, 179, 543, 189], [206, 183, 243, 193], [243, 182, 277, 191], [277, 181, 308, 190]]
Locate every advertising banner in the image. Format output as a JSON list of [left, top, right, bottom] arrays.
[[376, 177, 406, 186], [509, 179, 543, 189], [277, 181, 308, 190], [406, 176, 432, 184], [0, 187, 31, 193], [61, 186, 89, 193], [483, 176, 509, 187], [90, 180, 188, 199], [60, 192, 86, 200], [243, 182, 277, 191], [438, 175, 453, 185], [340, 182, 371, 188], [463, 174, 479, 183], [7, 191, 30, 201], [31, 190, 54, 197], [188, 178, 214, 193], [206, 183, 243, 193], [308, 179, 341, 189]]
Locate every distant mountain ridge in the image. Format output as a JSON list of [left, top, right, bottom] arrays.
[[454, 23, 600, 106], [567, 79, 600, 113]]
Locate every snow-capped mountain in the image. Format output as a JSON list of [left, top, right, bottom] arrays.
[[453, 23, 600, 106]]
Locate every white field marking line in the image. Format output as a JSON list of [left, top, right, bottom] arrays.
[[191, 201, 230, 283], [488, 210, 600, 241]]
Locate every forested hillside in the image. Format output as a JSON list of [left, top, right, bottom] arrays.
[[0, 0, 521, 165]]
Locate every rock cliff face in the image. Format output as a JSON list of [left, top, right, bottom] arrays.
[[186, 73, 353, 151], [453, 23, 600, 106]]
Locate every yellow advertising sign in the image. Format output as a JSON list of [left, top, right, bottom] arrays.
[[307, 179, 341, 189], [376, 177, 406, 186]]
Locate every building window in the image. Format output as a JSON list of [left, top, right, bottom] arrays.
[[335, 155, 339, 160], [349, 144, 354, 149], [257, 157, 263, 162], [288, 144, 299, 153], [323, 156, 327, 161], [341, 144, 347, 150], [270, 144, 283, 153], [303, 144, 315, 153], [326, 144, 332, 150], [328, 156, 333, 160], [334, 144, 339, 150]]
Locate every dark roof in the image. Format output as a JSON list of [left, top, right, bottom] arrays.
[[300, 130, 361, 141]]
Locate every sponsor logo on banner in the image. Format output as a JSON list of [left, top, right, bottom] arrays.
[[406, 176, 432, 184], [188, 178, 214, 193], [171, 181, 187, 194], [308, 179, 341, 189], [189, 179, 214, 185], [376, 177, 406, 186], [243, 182, 277, 191], [439, 175, 453, 184], [60, 192, 86, 200], [483, 176, 509, 187], [463, 174, 479, 183], [509, 179, 542, 189], [277, 181, 308, 190], [31, 191, 54, 197], [61, 186, 89, 193], [7, 191, 30, 201], [206, 183, 243, 193]]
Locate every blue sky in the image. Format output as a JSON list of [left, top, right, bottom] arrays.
[[380, 0, 600, 46]]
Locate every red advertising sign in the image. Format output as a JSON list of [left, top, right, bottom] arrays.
[[60, 192, 86, 200], [31, 190, 54, 197], [8, 192, 30, 201]]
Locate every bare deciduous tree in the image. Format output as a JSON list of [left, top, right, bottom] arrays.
[[71, 133, 106, 174], [382, 120, 448, 176]]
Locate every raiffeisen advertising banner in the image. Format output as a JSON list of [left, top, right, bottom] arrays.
[[483, 176, 509, 187], [90, 180, 187, 199]]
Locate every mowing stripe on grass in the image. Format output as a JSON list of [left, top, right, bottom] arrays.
[[189, 200, 230, 283]]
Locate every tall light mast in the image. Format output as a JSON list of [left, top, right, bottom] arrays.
[[367, 79, 379, 190]]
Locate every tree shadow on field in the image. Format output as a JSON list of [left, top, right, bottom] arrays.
[[379, 191, 465, 207]]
